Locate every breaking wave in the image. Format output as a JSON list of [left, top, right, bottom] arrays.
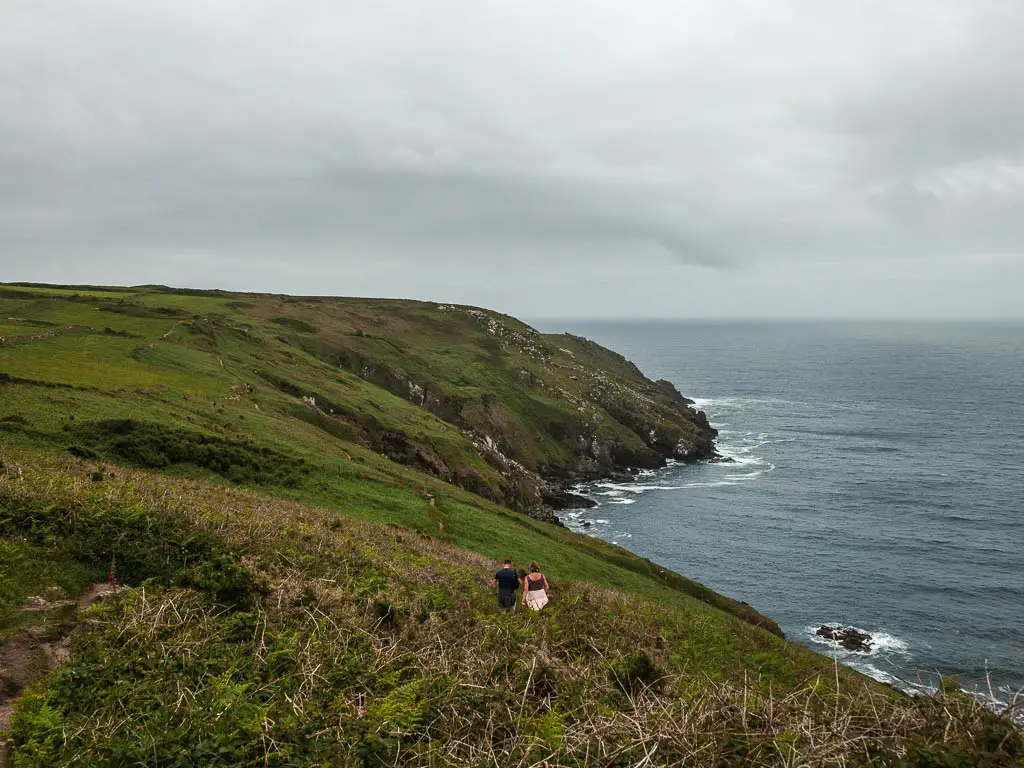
[[805, 624, 910, 657], [803, 624, 1022, 721], [565, 395, 782, 530]]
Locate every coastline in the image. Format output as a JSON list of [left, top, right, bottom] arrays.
[[557, 397, 1023, 721]]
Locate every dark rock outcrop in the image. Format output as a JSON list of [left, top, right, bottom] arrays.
[[654, 379, 695, 405], [524, 505, 566, 527], [816, 626, 873, 652], [542, 490, 598, 510], [270, 305, 720, 515]]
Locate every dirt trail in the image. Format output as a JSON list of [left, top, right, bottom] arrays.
[[0, 583, 116, 765], [74, 583, 116, 614]]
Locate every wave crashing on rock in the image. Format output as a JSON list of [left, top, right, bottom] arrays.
[[816, 625, 874, 653]]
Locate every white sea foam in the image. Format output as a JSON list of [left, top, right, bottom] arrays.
[[593, 482, 656, 493], [720, 453, 766, 467], [803, 625, 915, 692], [802, 625, 1022, 720], [691, 396, 803, 412], [689, 397, 720, 409], [870, 632, 910, 654], [587, 471, 778, 496], [607, 498, 636, 505], [713, 426, 791, 470], [849, 663, 941, 696], [834, 660, 1021, 723], [691, 396, 751, 410], [805, 625, 909, 656], [724, 469, 765, 481], [852, 663, 906, 688]]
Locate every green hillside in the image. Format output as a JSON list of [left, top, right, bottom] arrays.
[[1, 283, 1020, 766], [0, 283, 717, 517]]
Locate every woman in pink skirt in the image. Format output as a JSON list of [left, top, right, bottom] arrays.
[[522, 561, 550, 611]]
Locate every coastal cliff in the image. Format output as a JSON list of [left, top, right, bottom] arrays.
[[0, 284, 717, 523], [2, 282, 1019, 766]]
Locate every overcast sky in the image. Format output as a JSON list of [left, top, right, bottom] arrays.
[[2, 1, 1023, 318]]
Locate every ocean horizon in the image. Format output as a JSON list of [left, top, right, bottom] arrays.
[[534, 318, 1024, 709]]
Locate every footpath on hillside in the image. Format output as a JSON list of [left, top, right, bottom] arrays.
[[0, 583, 116, 766]]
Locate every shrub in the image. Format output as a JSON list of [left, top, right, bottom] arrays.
[[98, 302, 184, 318], [366, 678, 433, 737], [939, 675, 962, 694], [372, 599, 407, 629], [67, 419, 311, 488], [271, 316, 317, 333], [610, 652, 664, 695], [0, 498, 266, 609], [66, 445, 98, 460]]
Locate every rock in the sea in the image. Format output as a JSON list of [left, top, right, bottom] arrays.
[[605, 469, 637, 483], [542, 490, 598, 510], [816, 625, 873, 652], [707, 455, 736, 464]]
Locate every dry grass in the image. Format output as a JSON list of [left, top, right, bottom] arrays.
[[2, 449, 1021, 766], [29, 581, 1019, 766]]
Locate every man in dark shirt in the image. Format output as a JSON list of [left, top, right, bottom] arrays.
[[492, 557, 520, 609]]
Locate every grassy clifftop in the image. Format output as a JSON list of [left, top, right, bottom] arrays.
[[1, 283, 1021, 765], [0, 282, 715, 519]]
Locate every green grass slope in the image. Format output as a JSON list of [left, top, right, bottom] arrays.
[[0, 282, 767, 632], [2, 454, 1019, 766], [0, 282, 717, 516], [1, 283, 1021, 765]]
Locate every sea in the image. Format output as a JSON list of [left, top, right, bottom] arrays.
[[539, 319, 1023, 710]]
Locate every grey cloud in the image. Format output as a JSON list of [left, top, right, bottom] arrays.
[[1, 0, 1023, 316]]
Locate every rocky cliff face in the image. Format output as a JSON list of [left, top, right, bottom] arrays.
[[294, 304, 719, 521]]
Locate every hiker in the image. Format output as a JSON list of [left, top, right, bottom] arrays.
[[522, 561, 550, 611], [492, 557, 520, 609]]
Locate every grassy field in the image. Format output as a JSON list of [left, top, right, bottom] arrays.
[[1, 283, 1021, 765]]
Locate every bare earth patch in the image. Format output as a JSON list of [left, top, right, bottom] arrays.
[[0, 582, 116, 765]]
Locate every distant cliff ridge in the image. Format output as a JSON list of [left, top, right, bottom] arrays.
[[0, 283, 716, 523]]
